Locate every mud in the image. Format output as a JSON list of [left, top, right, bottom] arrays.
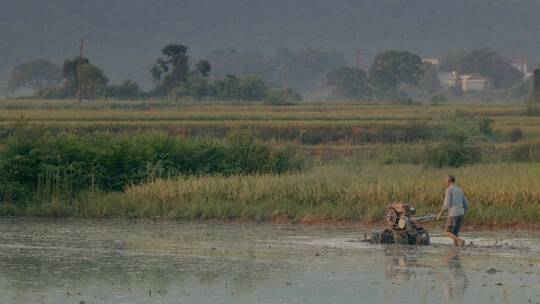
[[0, 219, 538, 303]]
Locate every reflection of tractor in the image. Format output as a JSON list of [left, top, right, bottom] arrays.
[[366, 203, 436, 245]]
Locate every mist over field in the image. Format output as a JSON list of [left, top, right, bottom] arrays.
[[1, 0, 540, 89]]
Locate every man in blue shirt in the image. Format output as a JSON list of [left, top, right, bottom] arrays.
[[437, 175, 469, 247]]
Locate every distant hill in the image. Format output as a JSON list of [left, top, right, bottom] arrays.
[[2, 0, 539, 90]]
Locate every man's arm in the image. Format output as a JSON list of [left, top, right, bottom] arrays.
[[437, 188, 450, 219], [463, 195, 469, 212]]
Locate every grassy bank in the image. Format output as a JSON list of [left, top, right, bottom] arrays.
[[12, 163, 540, 228]]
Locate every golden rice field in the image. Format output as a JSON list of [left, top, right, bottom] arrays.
[[33, 163, 540, 227]]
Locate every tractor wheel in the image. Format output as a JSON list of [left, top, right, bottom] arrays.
[[384, 207, 398, 227], [393, 230, 410, 245], [378, 229, 395, 244], [416, 228, 430, 245]]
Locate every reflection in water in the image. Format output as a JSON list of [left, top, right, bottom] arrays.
[[0, 220, 538, 304], [383, 249, 416, 284], [438, 249, 468, 304], [382, 247, 470, 304]]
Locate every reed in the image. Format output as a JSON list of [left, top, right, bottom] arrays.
[[69, 163, 540, 227]]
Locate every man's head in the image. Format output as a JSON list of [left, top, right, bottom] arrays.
[[446, 175, 456, 187]]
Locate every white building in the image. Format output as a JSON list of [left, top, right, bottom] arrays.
[[444, 72, 490, 92], [423, 58, 440, 66], [511, 62, 528, 78], [460, 74, 490, 91]]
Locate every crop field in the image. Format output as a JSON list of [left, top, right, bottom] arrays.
[[1, 99, 540, 226], [1, 100, 540, 143], [65, 163, 540, 227]]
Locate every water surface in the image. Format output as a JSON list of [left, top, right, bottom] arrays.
[[0, 219, 539, 304]]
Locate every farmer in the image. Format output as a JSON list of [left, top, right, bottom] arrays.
[[437, 175, 469, 247]]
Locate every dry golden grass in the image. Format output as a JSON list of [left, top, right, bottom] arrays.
[[72, 163, 540, 226]]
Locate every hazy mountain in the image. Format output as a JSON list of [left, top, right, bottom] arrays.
[[1, 0, 539, 89]]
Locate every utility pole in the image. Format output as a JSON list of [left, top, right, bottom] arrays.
[[78, 37, 84, 104], [355, 50, 361, 101], [283, 64, 288, 103]]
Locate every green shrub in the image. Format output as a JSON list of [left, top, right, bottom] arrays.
[[430, 93, 448, 103], [264, 89, 302, 105], [508, 128, 525, 143], [478, 117, 494, 136], [391, 97, 421, 106], [0, 127, 305, 206], [424, 133, 482, 168]]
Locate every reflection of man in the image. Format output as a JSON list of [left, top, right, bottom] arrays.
[[383, 255, 411, 284], [437, 175, 469, 247], [438, 249, 468, 304]]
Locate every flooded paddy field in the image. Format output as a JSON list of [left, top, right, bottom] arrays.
[[0, 219, 539, 304]]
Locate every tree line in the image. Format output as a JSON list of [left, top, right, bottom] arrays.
[[4, 44, 536, 103], [6, 44, 303, 104], [326, 48, 532, 102]]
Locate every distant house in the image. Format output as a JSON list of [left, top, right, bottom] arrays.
[[444, 71, 490, 92], [423, 58, 440, 66], [460, 74, 490, 91], [511, 61, 528, 77]]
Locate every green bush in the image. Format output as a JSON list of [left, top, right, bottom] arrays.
[[391, 97, 421, 106], [0, 127, 305, 206], [105, 80, 145, 100], [478, 117, 494, 136], [507, 128, 525, 143], [264, 89, 303, 105], [430, 93, 448, 103], [424, 133, 482, 168]]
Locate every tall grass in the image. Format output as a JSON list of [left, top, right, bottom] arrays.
[[68, 163, 540, 227]]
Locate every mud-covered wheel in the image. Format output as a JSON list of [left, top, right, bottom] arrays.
[[416, 228, 430, 245], [384, 208, 398, 227], [393, 230, 410, 245], [378, 229, 395, 244]]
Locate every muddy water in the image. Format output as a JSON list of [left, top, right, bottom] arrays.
[[0, 219, 539, 304]]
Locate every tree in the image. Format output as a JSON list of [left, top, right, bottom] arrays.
[[7, 60, 62, 93], [238, 76, 267, 101], [35, 57, 108, 99], [79, 64, 108, 99], [151, 44, 190, 95], [58, 57, 108, 99], [440, 48, 523, 89], [62, 57, 90, 90], [417, 62, 442, 94], [209, 75, 240, 100], [106, 80, 143, 99], [327, 67, 371, 100], [368, 50, 424, 94], [196, 60, 211, 77], [206, 48, 347, 92]]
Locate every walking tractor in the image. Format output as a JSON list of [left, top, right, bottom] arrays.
[[365, 203, 437, 245]]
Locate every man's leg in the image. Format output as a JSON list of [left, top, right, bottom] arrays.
[[444, 231, 462, 246], [453, 216, 465, 246], [445, 216, 464, 246]]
